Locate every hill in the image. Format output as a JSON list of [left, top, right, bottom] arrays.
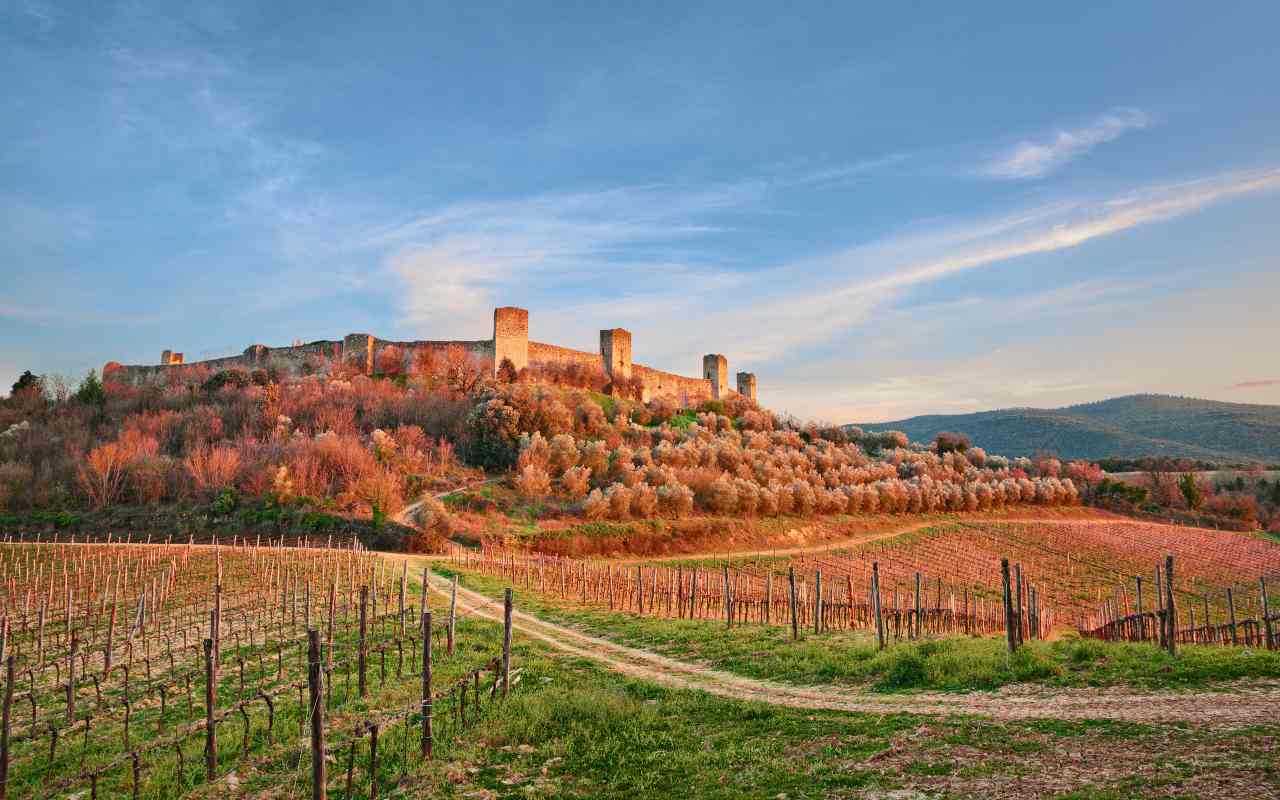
[[850, 394, 1280, 463]]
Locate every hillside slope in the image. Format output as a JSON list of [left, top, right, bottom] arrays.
[[851, 394, 1280, 462]]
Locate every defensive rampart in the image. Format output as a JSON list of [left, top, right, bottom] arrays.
[[104, 307, 758, 405]]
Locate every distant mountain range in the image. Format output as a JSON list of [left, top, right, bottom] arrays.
[[849, 394, 1280, 464]]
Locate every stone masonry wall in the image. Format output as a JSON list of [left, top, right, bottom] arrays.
[[526, 341, 602, 373], [104, 306, 755, 406]]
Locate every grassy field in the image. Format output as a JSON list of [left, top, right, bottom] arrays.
[[402, 611, 1280, 799], [439, 567, 1280, 692]]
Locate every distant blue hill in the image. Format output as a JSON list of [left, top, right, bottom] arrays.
[[848, 394, 1280, 463]]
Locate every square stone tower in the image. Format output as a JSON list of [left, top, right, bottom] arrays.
[[343, 333, 375, 375], [703, 354, 728, 399], [600, 328, 632, 380], [736, 372, 757, 402], [160, 350, 184, 366], [493, 306, 529, 375], [243, 344, 269, 365]]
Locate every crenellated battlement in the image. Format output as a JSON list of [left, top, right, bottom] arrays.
[[104, 307, 759, 406]]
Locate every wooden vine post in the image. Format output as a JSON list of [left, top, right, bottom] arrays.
[[814, 571, 822, 635], [1263, 577, 1275, 651], [1164, 556, 1176, 657], [0, 656, 13, 800], [1135, 577, 1144, 641], [307, 629, 326, 800], [788, 567, 798, 641], [421, 612, 433, 758], [1155, 564, 1166, 649], [448, 576, 458, 657], [1000, 558, 1016, 654], [1227, 587, 1238, 646], [913, 572, 922, 641], [358, 586, 368, 697], [203, 637, 216, 781], [764, 572, 772, 625], [420, 567, 430, 624], [502, 589, 513, 698], [722, 566, 731, 630], [399, 561, 407, 637], [871, 562, 885, 651]]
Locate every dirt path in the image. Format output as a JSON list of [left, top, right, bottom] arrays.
[[615, 514, 1181, 564], [395, 479, 498, 527], [615, 520, 940, 563], [419, 565, 1280, 728]]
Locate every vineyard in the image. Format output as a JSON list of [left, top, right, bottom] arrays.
[[815, 520, 1280, 630], [452, 518, 1280, 653], [0, 538, 517, 799], [452, 543, 1052, 645]]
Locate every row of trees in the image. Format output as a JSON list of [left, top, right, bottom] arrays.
[[508, 427, 1080, 520]]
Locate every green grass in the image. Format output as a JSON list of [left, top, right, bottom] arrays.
[[411, 644, 1278, 799], [442, 568, 1280, 692]]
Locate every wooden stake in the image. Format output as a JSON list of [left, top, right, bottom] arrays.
[[203, 638, 216, 781], [421, 612, 433, 758], [358, 586, 368, 697], [871, 563, 885, 651], [307, 630, 326, 800], [1001, 559, 1016, 653], [1263, 577, 1275, 651], [502, 589, 513, 698], [788, 567, 798, 641]]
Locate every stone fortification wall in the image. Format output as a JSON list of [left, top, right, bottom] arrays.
[[103, 306, 757, 406], [526, 341, 602, 372], [632, 364, 714, 404]]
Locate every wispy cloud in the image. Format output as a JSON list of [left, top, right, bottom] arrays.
[[789, 153, 910, 186], [384, 185, 750, 337], [1233, 379, 1280, 390], [980, 108, 1150, 179], [383, 165, 1280, 379], [666, 166, 1280, 365]]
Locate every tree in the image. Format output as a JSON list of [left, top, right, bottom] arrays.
[[10, 370, 44, 398], [934, 431, 970, 454], [496, 357, 518, 384], [75, 369, 107, 409], [1179, 472, 1203, 510], [1142, 457, 1180, 506]]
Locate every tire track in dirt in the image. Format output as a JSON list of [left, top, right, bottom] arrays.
[[422, 567, 1280, 729], [395, 479, 499, 527], [615, 515, 1182, 563]]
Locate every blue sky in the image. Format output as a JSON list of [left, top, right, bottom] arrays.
[[3, 1, 1279, 421]]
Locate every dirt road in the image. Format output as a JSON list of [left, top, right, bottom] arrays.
[[614, 514, 1184, 563], [420, 565, 1280, 728]]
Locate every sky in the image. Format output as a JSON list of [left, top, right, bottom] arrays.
[[3, 2, 1279, 422]]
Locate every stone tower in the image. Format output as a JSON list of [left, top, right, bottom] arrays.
[[160, 350, 184, 366], [600, 328, 632, 380], [243, 344, 270, 365], [493, 306, 529, 376], [343, 333, 375, 375], [703, 354, 728, 400], [736, 372, 757, 402]]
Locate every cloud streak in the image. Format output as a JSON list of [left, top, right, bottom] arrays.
[[384, 164, 1280, 380], [1233, 380, 1280, 390], [981, 109, 1149, 179]]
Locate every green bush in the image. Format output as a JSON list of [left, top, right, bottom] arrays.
[[697, 400, 725, 416], [74, 370, 106, 409], [876, 651, 927, 690], [202, 369, 252, 393], [210, 488, 239, 515]]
